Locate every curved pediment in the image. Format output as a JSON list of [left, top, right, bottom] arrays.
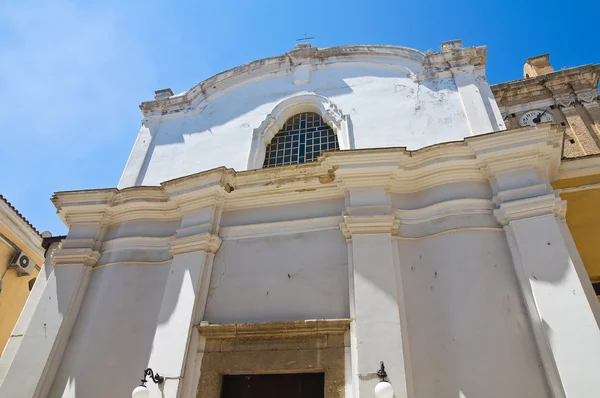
[[139, 45, 427, 115]]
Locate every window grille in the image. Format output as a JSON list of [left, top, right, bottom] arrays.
[[263, 112, 339, 168]]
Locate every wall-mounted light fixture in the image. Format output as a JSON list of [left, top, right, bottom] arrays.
[[131, 368, 164, 398], [374, 361, 394, 398]]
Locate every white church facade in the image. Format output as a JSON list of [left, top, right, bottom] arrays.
[[1, 40, 599, 398]]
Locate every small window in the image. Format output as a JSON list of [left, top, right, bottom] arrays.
[[263, 112, 339, 168]]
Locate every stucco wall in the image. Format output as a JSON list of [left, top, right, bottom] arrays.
[[205, 230, 349, 323], [128, 64, 472, 187], [48, 264, 170, 398], [398, 231, 550, 397]]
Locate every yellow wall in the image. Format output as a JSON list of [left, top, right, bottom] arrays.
[[0, 240, 40, 355], [553, 175, 600, 299]]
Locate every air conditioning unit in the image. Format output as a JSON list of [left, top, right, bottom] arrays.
[[10, 251, 35, 276]]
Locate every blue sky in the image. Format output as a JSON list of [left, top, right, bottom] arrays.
[[1, 0, 599, 235]]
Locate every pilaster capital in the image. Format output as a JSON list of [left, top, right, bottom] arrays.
[[52, 248, 101, 267], [466, 124, 563, 194], [421, 44, 486, 80], [169, 232, 222, 256], [576, 91, 599, 107], [493, 193, 566, 226], [339, 214, 397, 240], [556, 95, 576, 110]]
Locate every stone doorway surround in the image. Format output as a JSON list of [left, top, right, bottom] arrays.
[[195, 319, 350, 398]]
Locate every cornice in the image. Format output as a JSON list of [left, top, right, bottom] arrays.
[[197, 319, 351, 339], [396, 199, 495, 225], [52, 125, 565, 231], [138, 44, 492, 118], [492, 64, 600, 109], [556, 155, 600, 180], [419, 45, 487, 80], [466, 123, 563, 183], [139, 45, 426, 117], [0, 197, 44, 262]]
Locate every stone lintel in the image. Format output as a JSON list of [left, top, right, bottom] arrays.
[[197, 319, 351, 340]]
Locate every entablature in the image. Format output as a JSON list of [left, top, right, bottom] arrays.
[[52, 125, 564, 233]]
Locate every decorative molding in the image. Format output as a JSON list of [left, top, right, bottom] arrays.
[[0, 199, 44, 263], [52, 125, 566, 237], [247, 94, 353, 170], [577, 91, 599, 105], [555, 182, 600, 194], [169, 232, 222, 256], [52, 248, 101, 268], [139, 45, 426, 116], [340, 214, 397, 240], [396, 227, 503, 240], [466, 123, 563, 193], [93, 259, 172, 270], [419, 45, 487, 80], [396, 198, 495, 224], [556, 96, 576, 109], [197, 319, 351, 339], [493, 194, 566, 225]]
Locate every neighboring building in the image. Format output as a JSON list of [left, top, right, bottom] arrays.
[[0, 195, 43, 355], [1, 40, 599, 398], [491, 55, 600, 299]]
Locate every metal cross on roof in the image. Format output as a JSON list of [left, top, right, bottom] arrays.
[[296, 33, 314, 43]]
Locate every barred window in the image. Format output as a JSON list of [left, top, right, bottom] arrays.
[[263, 112, 339, 168]]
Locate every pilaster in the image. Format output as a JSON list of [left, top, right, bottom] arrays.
[[495, 193, 600, 398], [145, 205, 223, 398], [559, 100, 600, 155], [340, 187, 412, 398], [0, 240, 61, 388], [424, 41, 504, 135], [118, 117, 159, 188], [0, 223, 104, 398], [576, 92, 600, 144]]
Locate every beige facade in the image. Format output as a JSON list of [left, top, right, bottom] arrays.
[[0, 195, 44, 356], [492, 55, 600, 300], [492, 55, 600, 158], [197, 320, 349, 398]]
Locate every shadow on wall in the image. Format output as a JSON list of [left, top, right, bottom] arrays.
[[395, 229, 561, 398], [134, 65, 463, 184], [49, 253, 176, 397], [135, 74, 356, 184]]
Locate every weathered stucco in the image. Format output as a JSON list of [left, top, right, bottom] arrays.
[[119, 43, 505, 188]]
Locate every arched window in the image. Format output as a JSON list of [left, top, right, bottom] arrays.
[[263, 112, 339, 168]]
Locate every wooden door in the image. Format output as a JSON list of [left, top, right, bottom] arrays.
[[221, 373, 325, 398]]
